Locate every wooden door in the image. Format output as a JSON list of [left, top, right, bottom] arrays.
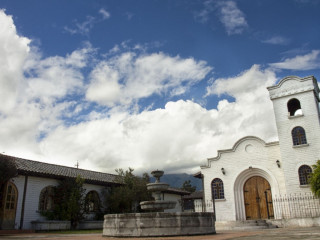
[[0, 182, 18, 229], [244, 176, 273, 220]]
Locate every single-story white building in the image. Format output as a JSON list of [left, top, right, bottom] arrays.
[[182, 191, 204, 212], [161, 187, 191, 212], [0, 154, 120, 230]]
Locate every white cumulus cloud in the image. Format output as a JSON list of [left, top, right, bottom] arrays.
[[64, 9, 111, 36], [205, 64, 278, 147], [99, 8, 111, 20], [0, 9, 93, 160], [194, 0, 215, 23], [41, 65, 279, 174], [24, 46, 94, 104], [269, 50, 320, 70], [0, 10, 30, 113], [217, 1, 248, 35], [86, 52, 212, 107], [0, 9, 280, 175], [262, 36, 290, 45]]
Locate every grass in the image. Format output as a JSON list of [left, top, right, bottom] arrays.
[[39, 229, 103, 234]]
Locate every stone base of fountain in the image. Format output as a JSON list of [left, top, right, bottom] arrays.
[[103, 212, 215, 237], [103, 170, 215, 237], [140, 200, 176, 211]]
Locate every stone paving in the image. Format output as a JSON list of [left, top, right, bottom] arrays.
[[1, 227, 320, 240]]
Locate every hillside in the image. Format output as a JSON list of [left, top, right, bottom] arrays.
[[150, 173, 202, 191]]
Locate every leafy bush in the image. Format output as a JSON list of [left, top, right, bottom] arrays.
[[181, 180, 196, 193], [41, 175, 86, 229], [310, 160, 320, 198]]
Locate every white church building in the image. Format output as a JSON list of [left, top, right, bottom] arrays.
[[198, 75, 320, 222]]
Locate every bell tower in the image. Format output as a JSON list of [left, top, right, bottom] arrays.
[[267, 76, 320, 194]]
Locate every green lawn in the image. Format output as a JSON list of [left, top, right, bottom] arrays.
[[40, 229, 103, 234]]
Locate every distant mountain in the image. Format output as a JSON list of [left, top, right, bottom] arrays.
[[150, 173, 202, 191]]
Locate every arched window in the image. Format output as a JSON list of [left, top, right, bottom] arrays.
[[287, 98, 302, 116], [292, 126, 307, 146], [85, 191, 100, 212], [39, 186, 55, 211], [298, 165, 312, 185], [3, 182, 18, 211], [211, 178, 224, 200]]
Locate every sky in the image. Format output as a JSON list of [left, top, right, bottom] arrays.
[[0, 0, 320, 175]]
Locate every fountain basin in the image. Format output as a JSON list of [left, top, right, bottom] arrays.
[[140, 200, 176, 210], [146, 182, 169, 191], [103, 212, 215, 237]]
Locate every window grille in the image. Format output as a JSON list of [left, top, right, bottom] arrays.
[[211, 178, 224, 199], [298, 165, 312, 185], [292, 127, 307, 146], [39, 186, 55, 211], [85, 191, 100, 212]]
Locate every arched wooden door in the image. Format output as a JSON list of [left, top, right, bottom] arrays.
[[244, 176, 273, 220], [0, 182, 18, 229]]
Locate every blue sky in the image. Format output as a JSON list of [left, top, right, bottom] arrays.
[[0, 0, 320, 174]]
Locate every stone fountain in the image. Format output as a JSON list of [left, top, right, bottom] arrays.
[[140, 170, 176, 211], [103, 170, 215, 237]]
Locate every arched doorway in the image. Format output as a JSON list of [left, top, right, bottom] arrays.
[[243, 176, 273, 220], [0, 182, 18, 229]]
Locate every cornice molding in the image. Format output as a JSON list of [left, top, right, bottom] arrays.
[[267, 75, 319, 101], [200, 136, 279, 169]]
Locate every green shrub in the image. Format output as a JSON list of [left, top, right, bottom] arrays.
[[310, 160, 320, 198]]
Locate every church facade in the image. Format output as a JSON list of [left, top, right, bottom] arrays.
[[199, 76, 320, 221]]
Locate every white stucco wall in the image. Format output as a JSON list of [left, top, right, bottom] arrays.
[[194, 199, 203, 213], [13, 176, 59, 230], [11, 175, 108, 230]]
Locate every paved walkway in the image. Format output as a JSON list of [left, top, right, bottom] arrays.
[[1, 227, 320, 240]]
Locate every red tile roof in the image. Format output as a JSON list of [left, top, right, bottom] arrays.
[[0, 154, 120, 186], [182, 191, 203, 200]]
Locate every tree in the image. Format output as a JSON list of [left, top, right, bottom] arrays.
[[42, 175, 86, 229], [181, 180, 196, 193], [310, 160, 320, 198], [105, 168, 152, 213], [0, 158, 18, 186]]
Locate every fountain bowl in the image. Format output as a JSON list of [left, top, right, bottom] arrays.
[[151, 170, 164, 182], [151, 170, 164, 177], [146, 182, 169, 191]]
